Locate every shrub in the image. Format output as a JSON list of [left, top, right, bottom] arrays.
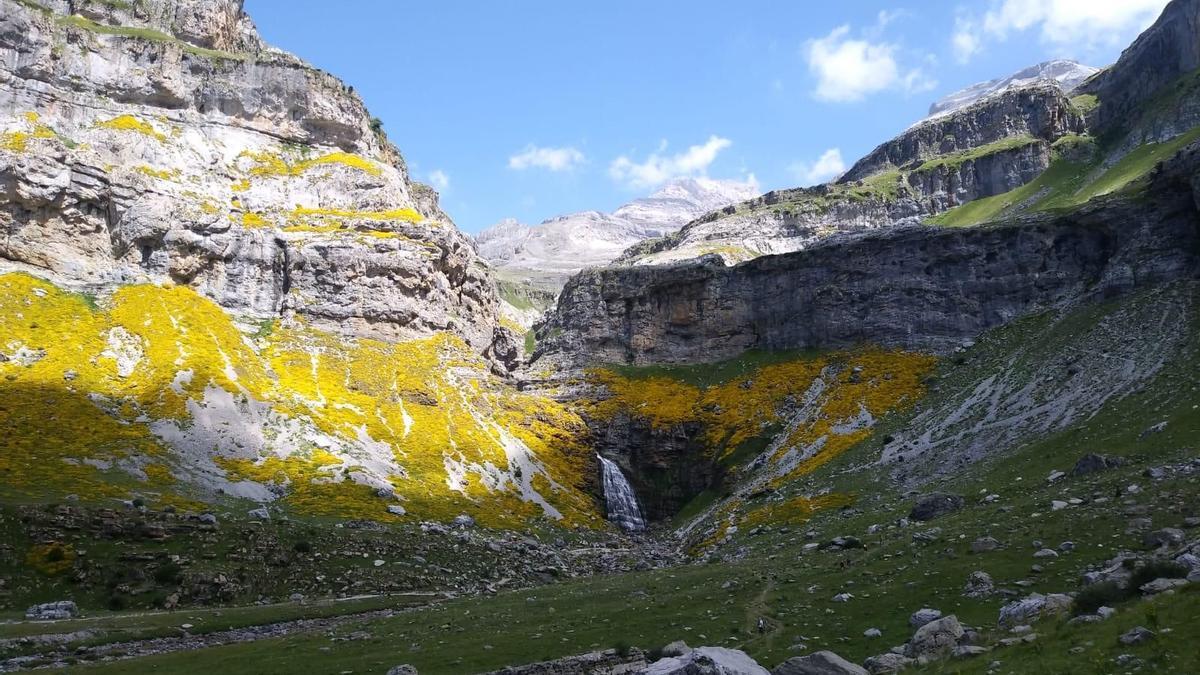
[[293, 540, 313, 554], [153, 562, 182, 585], [1128, 560, 1188, 591], [107, 594, 129, 611], [1073, 581, 1126, 615], [613, 641, 633, 657]]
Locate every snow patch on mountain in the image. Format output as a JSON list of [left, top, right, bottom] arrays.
[[475, 177, 759, 286], [927, 60, 1099, 119]]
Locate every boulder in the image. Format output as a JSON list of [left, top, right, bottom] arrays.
[[662, 641, 692, 657], [1070, 453, 1124, 477], [909, 494, 965, 522], [25, 600, 78, 621], [772, 651, 867, 675], [248, 506, 270, 520], [1119, 626, 1155, 645], [643, 646, 769, 675], [970, 537, 1000, 553], [1139, 578, 1189, 594], [908, 608, 942, 629], [905, 615, 964, 659], [997, 593, 1072, 627], [963, 571, 994, 598], [1143, 528, 1185, 548], [386, 666, 418, 675], [862, 653, 914, 674]]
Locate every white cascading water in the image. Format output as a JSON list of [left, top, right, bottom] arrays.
[[597, 455, 646, 531]]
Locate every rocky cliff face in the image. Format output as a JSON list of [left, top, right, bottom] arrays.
[[926, 59, 1097, 119], [538, 146, 1200, 367], [0, 0, 604, 529], [475, 177, 758, 290], [0, 0, 500, 350], [842, 84, 1084, 183], [1079, 0, 1200, 136], [620, 84, 1087, 268]]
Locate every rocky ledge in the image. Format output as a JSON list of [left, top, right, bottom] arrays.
[[537, 143, 1200, 367]]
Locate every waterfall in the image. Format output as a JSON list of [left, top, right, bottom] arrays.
[[597, 455, 646, 531]]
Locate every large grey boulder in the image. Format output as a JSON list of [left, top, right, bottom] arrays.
[[642, 647, 769, 675], [998, 593, 1072, 627], [1070, 453, 1124, 477], [862, 653, 914, 674], [908, 494, 965, 522], [772, 651, 867, 675], [905, 615, 964, 659], [25, 601, 78, 621]]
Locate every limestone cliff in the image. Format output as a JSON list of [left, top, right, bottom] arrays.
[[0, 0, 599, 528], [540, 144, 1200, 367], [0, 0, 499, 350], [621, 84, 1087, 267]]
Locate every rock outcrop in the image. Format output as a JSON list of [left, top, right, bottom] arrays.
[[0, 0, 500, 350], [538, 144, 1200, 367], [619, 84, 1086, 268], [477, 178, 758, 290], [842, 83, 1084, 183]]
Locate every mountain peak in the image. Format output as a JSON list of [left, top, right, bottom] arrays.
[[927, 59, 1099, 119]]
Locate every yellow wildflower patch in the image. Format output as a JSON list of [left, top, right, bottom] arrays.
[[240, 149, 382, 178], [588, 349, 936, 487], [0, 272, 600, 528], [25, 543, 76, 576], [95, 114, 166, 142]]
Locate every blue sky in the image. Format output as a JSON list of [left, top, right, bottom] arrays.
[[245, 0, 1169, 233]]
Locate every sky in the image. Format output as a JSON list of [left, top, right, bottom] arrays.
[[245, 0, 1170, 233]]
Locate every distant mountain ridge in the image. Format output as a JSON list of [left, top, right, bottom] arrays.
[[475, 177, 758, 287], [927, 59, 1099, 119]]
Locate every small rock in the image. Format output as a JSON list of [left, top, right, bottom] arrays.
[[660, 640, 691, 657], [1071, 453, 1124, 477], [1097, 606, 1117, 619], [970, 536, 1000, 553], [387, 505, 406, 516], [1046, 470, 1065, 483], [386, 666, 419, 675], [248, 506, 270, 520], [963, 571, 994, 598], [1033, 548, 1058, 559], [952, 645, 989, 658], [1118, 626, 1155, 646], [1143, 528, 1185, 548], [909, 493, 965, 522], [909, 608, 943, 629], [862, 653, 913, 674], [863, 628, 882, 638], [772, 650, 866, 675], [1139, 578, 1188, 595], [1050, 500, 1068, 511], [646, 646, 768, 675], [453, 514, 476, 528], [832, 592, 854, 602]]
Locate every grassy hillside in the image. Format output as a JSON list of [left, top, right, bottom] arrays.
[[10, 284, 1195, 674]]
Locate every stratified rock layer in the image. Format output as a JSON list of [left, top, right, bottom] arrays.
[[540, 146, 1200, 367], [0, 0, 500, 350]]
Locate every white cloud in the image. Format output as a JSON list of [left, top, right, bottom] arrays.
[[427, 169, 449, 191], [609, 135, 733, 189], [951, 15, 982, 63], [955, 0, 1168, 61], [507, 145, 586, 172], [788, 148, 846, 185], [805, 25, 937, 102]]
